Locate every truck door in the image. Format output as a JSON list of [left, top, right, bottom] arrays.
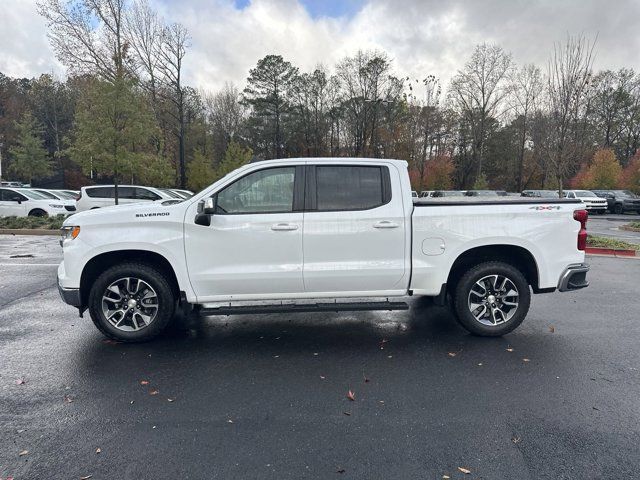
[[184, 165, 304, 299], [302, 164, 407, 294]]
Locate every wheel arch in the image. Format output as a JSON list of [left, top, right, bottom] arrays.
[[79, 250, 180, 308], [446, 244, 541, 293]]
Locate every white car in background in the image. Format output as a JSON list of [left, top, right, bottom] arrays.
[[563, 190, 607, 214], [170, 189, 194, 199], [31, 189, 79, 206], [0, 187, 75, 217], [76, 185, 176, 212]]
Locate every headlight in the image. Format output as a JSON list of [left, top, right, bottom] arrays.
[[60, 225, 81, 243], [49, 204, 64, 208]]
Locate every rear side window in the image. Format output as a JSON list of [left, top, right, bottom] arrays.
[[86, 187, 114, 198], [314, 166, 389, 211]]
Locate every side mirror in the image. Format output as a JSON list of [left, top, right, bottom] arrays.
[[203, 196, 216, 215]]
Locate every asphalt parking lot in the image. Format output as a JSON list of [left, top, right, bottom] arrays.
[[1, 235, 639, 479], [588, 213, 640, 244]]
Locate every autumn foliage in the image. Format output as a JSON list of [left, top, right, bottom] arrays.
[[410, 155, 454, 190], [619, 150, 640, 193], [569, 149, 622, 189]]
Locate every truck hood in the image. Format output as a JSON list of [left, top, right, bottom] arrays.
[[63, 201, 188, 226]]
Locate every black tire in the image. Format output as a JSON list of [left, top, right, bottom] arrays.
[[88, 262, 176, 342], [614, 204, 623, 215], [28, 209, 47, 217], [453, 261, 531, 336]]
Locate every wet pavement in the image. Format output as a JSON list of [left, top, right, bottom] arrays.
[[1, 235, 639, 479]]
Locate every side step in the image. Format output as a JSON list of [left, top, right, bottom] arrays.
[[199, 300, 409, 316]]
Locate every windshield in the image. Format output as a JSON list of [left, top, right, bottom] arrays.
[[574, 190, 597, 197], [34, 190, 59, 199], [15, 189, 48, 200], [160, 188, 182, 199], [614, 190, 637, 198], [54, 190, 76, 199]]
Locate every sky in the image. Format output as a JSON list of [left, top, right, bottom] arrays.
[[2, 0, 640, 95]]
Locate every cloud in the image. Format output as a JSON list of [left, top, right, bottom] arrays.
[[2, 0, 639, 94], [0, 0, 64, 79]]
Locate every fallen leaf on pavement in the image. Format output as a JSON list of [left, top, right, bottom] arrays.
[[458, 467, 471, 474], [346, 390, 356, 401], [379, 339, 388, 349], [15, 378, 26, 385], [512, 436, 521, 444], [149, 389, 159, 395], [506, 347, 514, 352], [549, 325, 555, 333], [320, 375, 326, 380], [227, 419, 234, 423], [343, 412, 351, 416], [448, 352, 457, 357], [336, 468, 346, 474], [442, 476, 450, 479], [80, 476, 93, 480], [95, 448, 101, 454], [363, 375, 370, 383], [64, 395, 74, 403], [140, 380, 149, 385], [167, 398, 175, 402], [523, 358, 530, 362], [18, 450, 28, 456]]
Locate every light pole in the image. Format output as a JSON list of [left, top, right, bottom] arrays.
[[0, 140, 4, 184]]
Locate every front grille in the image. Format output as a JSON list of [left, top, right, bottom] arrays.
[[64, 205, 76, 212]]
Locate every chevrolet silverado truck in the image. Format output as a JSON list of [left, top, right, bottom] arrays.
[[57, 158, 590, 342]]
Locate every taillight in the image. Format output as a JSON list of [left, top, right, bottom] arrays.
[[574, 209, 588, 251]]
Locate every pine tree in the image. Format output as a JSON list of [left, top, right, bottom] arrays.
[[8, 113, 52, 184]]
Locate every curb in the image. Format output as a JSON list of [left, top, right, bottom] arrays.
[[0, 229, 60, 236], [585, 246, 638, 257]]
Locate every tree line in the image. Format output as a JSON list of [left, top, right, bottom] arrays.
[[0, 0, 639, 194]]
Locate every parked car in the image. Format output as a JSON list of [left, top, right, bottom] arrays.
[[76, 185, 176, 212], [170, 189, 194, 199], [465, 190, 507, 197], [0, 187, 75, 217], [430, 190, 466, 197], [563, 190, 607, 214], [31, 188, 78, 205], [58, 158, 589, 342], [592, 190, 640, 214], [521, 190, 560, 198]]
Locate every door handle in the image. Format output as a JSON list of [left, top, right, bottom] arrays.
[[373, 220, 399, 229], [271, 223, 299, 231]]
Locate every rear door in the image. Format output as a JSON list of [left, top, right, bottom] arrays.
[[302, 163, 407, 294]]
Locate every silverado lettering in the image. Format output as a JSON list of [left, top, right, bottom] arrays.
[[135, 212, 170, 217]]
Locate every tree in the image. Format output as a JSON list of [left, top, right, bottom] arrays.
[[158, 22, 190, 187], [186, 149, 215, 191], [620, 149, 640, 193], [215, 141, 252, 179], [204, 83, 246, 162], [67, 79, 160, 189], [449, 44, 513, 184], [422, 155, 454, 190], [243, 55, 298, 159], [8, 113, 52, 183], [546, 35, 596, 193], [509, 64, 542, 191]]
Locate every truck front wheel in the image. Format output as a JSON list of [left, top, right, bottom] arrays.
[[88, 262, 176, 342], [453, 261, 531, 336]]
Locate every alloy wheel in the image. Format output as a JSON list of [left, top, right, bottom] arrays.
[[467, 274, 519, 326], [101, 277, 159, 331]]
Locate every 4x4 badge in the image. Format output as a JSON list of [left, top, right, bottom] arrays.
[[529, 206, 561, 210]]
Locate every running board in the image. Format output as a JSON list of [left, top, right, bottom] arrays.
[[199, 300, 409, 316]]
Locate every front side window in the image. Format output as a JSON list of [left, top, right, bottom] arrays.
[[316, 166, 385, 211], [215, 167, 295, 214], [135, 188, 160, 200]]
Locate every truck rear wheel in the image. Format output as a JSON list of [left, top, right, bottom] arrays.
[[88, 262, 176, 342], [453, 261, 531, 336]]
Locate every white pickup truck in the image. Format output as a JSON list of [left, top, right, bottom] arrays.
[[57, 158, 590, 342]]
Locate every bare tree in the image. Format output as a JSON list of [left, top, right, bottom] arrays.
[[127, 0, 162, 101], [546, 34, 596, 193], [509, 64, 543, 190], [38, 0, 131, 82], [204, 83, 246, 162], [157, 22, 190, 187], [449, 43, 513, 184]]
